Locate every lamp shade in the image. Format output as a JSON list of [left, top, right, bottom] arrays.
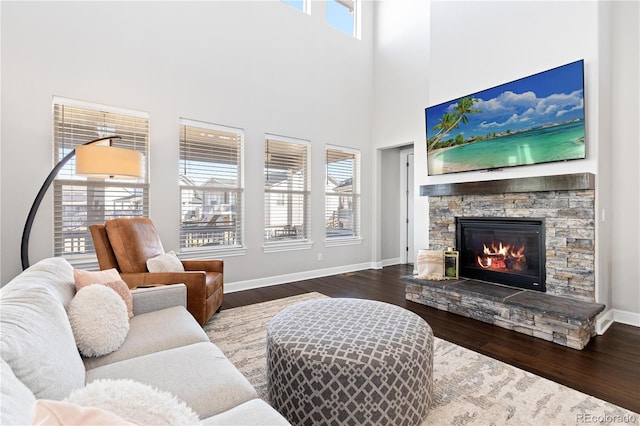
[[76, 145, 144, 179]]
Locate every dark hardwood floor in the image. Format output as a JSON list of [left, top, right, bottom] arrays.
[[221, 264, 640, 414]]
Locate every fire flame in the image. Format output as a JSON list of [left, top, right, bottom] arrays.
[[476, 241, 526, 271]]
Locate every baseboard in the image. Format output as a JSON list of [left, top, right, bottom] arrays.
[[381, 257, 402, 267], [596, 308, 640, 334], [224, 262, 377, 293], [612, 309, 640, 327]]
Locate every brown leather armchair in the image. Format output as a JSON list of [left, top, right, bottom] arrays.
[[89, 217, 223, 326]]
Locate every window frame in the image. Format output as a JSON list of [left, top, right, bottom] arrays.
[[263, 134, 313, 253], [52, 97, 149, 268], [178, 119, 246, 257]]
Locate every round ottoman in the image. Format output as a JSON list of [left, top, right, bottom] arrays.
[[266, 298, 433, 425]]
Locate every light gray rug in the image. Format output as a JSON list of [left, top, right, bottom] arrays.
[[204, 293, 639, 425]]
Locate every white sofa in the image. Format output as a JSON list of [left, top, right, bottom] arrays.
[[0, 257, 290, 425]]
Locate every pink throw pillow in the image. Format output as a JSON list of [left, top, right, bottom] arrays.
[[74, 269, 134, 318], [31, 399, 136, 426]]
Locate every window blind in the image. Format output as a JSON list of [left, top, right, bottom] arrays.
[[179, 121, 244, 249], [264, 137, 310, 243], [53, 101, 149, 258], [325, 147, 360, 239]]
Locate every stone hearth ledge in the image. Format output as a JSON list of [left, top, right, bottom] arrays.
[[403, 276, 605, 350]]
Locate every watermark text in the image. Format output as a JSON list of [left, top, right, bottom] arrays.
[[576, 413, 638, 424]]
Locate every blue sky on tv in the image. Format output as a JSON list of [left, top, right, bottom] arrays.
[[426, 60, 585, 139]]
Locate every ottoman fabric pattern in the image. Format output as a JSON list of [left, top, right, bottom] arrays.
[[267, 298, 433, 425]]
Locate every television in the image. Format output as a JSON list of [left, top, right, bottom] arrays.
[[425, 60, 586, 176]]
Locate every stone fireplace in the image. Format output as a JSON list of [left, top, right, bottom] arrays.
[[425, 173, 596, 302], [404, 173, 605, 349]]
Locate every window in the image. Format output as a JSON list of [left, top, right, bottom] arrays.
[[264, 135, 310, 245], [53, 98, 149, 261], [179, 120, 244, 251], [281, 0, 309, 14], [326, 0, 358, 37], [326, 146, 360, 240]]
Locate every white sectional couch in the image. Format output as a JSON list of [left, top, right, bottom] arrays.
[[0, 257, 290, 425]]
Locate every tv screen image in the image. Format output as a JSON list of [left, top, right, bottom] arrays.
[[425, 60, 586, 176]]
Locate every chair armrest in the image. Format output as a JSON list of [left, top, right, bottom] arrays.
[[131, 284, 187, 315], [181, 259, 223, 274]]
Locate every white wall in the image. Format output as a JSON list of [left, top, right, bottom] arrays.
[[610, 1, 640, 317], [0, 1, 375, 286], [371, 0, 431, 261], [373, 0, 639, 320]]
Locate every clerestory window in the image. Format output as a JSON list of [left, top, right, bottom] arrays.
[[281, 0, 309, 14], [326, 0, 359, 38]]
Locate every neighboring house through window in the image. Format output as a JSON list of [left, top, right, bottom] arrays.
[[179, 120, 244, 253], [326, 146, 360, 242], [264, 135, 311, 250], [53, 98, 149, 264]]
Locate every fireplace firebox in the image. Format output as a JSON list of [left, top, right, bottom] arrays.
[[456, 217, 545, 292]]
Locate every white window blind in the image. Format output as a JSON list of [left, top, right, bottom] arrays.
[[264, 136, 310, 243], [326, 146, 360, 239], [53, 101, 149, 259], [180, 121, 244, 250]]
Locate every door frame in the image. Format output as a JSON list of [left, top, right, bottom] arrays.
[[399, 148, 414, 264]]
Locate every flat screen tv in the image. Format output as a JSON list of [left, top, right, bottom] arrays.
[[426, 60, 586, 176]]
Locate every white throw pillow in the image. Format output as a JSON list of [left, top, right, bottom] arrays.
[[146, 251, 185, 273], [74, 269, 133, 318], [68, 285, 130, 357], [416, 249, 445, 280], [66, 379, 199, 425]]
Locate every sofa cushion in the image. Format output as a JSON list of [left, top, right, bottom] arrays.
[[74, 268, 133, 318], [1, 358, 36, 426], [200, 399, 291, 426], [31, 400, 136, 426], [66, 379, 199, 425], [131, 285, 187, 315], [0, 284, 85, 400], [147, 250, 185, 273], [3, 257, 76, 308], [86, 342, 258, 419], [69, 285, 130, 357], [83, 306, 208, 371]]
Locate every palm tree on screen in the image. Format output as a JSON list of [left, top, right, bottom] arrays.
[[428, 97, 481, 150]]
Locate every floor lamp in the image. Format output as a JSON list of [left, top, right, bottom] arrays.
[[21, 136, 144, 270]]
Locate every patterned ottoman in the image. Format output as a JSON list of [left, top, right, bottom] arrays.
[[266, 298, 433, 425]]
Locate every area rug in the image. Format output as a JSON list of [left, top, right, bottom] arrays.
[[204, 293, 639, 425]]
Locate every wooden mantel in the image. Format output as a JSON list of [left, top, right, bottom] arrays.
[[419, 172, 595, 197]]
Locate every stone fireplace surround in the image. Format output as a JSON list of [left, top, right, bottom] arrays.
[[404, 173, 605, 349]]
